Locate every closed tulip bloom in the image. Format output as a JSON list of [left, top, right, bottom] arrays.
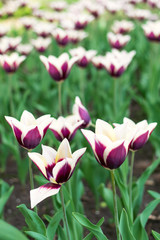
[[52, 28, 70, 46], [5, 110, 53, 150], [49, 116, 83, 141], [103, 49, 136, 77], [72, 96, 91, 128], [91, 55, 105, 70], [82, 119, 131, 169], [40, 53, 78, 82], [142, 21, 160, 42], [114, 117, 157, 151], [28, 139, 86, 208], [70, 47, 97, 68], [31, 37, 51, 53], [107, 32, 131, 49], [112, 20, 134, 34], [0, 53, 26, 73], [73, 14, 94, 30], [3, 36, 22, 51]]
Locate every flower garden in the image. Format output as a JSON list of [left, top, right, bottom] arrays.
[[0, 0, 160, 239]]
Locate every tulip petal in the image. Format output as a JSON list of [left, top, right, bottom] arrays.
[[131, 131, 149, 151], [81, 129, 95, 150], [20, 110, 36, 125], [48, 63, 62, 81], [30, 183, 61, 208], [72, 147, 86, 165], [96, 119, 115, 141], [55, 138, 72, 162], [28, 152, 47, 179], [42, 145, 57, 166], [50, 129, 63, 141], [23, 126, 41, 149], [94, 139, 106, 167], [53, 158, 72, 183]]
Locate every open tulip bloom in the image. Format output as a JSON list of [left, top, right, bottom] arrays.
[[107, 32, 131, 49], [40, 53, 78, 82], [114, 117, 157, 151], [49, 116, 84, 141], [0, 53, 26, 73], [5, 110, 53, 150], [28, 139, 86, 208], [82, 119, 132, 170], [142, 21, 160, 42]]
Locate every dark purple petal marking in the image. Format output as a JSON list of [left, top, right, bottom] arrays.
[[3, 61, 13, 73], [37, 47, 46, 52], [13, 125, 23, 146], [95, 140, 106, 167], [40, 182, 61, 190], [50, 129, 63, 141], [106, 143, 127, 169], [130, 131, 149, 151], [23, 126, 41, 149], [43, 123, 51, 137], [61, 62, 68, 79], [78, 56, 88, 68], [55, 161, 72, 183], [61, 127, 70, 139], [46, 163, 56, 179], [113, 40, 121, 49], [116, 66, 125, 77], [69, 124, 82, 141], [48, 63, 62, 81], [56, 35, 69, 46], [79, 107, 90, 128]]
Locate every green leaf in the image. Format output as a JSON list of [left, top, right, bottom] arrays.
[[73, 212, 108, 240], [83, 217, 104, 240], [46, 206, 64, 240], [152, 230, 160, 240], [0, 180, 14, 217], [25, 231, 47, 240], [148, 190, 160, 199], [119, 209, 136, 240], [17, 204, 46, 235], [0, 219, 29, 240], [57, 226, 66, 240]]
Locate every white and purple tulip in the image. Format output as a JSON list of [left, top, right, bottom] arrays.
[[5, 110, 53, 150], [33, 22, 54, 38], [70, 47, 97, 68], [31, 37, 51, 53], [103, 49, 136, 77], [20, 17, 37, 30], [142, 21, 160, 42], [0, 53, 26, 73], [107, 32, 131, 50], [28, 139, 86, 208], [112, 20, 134, 34], [40, 53, 78, 82], [16, 44, 33, 56], [50, 1, 68, 11], [91, 55, 105, 70], [49, 116, 83, 141], [114, 117, 157, 151], [82, 119, 131, 169], [73, 14, 94, 30], [3, 36, 22, 51], [72, 96, 91, 128], [52, 28, 70, 46]]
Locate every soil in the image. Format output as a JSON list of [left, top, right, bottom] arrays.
[[2, 100, 160, 240]]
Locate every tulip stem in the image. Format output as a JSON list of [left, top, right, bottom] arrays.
[[113, 78, 117, 119], [28, 156, 37, 213], [8, 73, 14, 115], [58, 81, 62, 115], [60, 187, 71, 240], [110, 170, 121, 240], [129, 151, 135, 221]]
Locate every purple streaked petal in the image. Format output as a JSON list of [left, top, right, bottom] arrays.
[[54, 160, 72, 183], [50, 129, 63, 141], [48, 63, 62, 81], [79, 107, 91, 128], [78, 56, 88, 68], [130, 131, 149, 151], [116, 66, 125, 77], [106, 143, 127, 169], [13, 125, 23, 146], [61, 127, 70, 139], [43, 123, 51, 137], [95, 139, 106, 167], [23, 126, 41, 149], [30, 183, 61, 208], [69, 122, 83, 141], [61, 62, 68, 78]]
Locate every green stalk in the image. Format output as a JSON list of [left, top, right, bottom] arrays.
[[113, 77, 117, 119], [8, 73, 14, 115], [28, 155, 37, 213], [110, 170, 121, 240], [129, 151, 135, 221], [60, 187, 71, 240], [58, 81, 63, 115]]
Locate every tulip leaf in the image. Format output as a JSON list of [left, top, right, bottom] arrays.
[[148, 190, 160, 199], [133, 199, 160, 240], [0, 219, 29, 240], [25, 231, 47, 240], [57, 225, 66, 240], [152, 230, 160, 240], [73, 212, 108, 240], [0, 180, 14, 217], [83, 217, 104, 240], [119, 209, 136, 240], [17, 204, 46, 235]]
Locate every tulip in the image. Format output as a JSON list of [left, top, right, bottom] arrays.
[[28, 138, 86, 208], [0, 40, 9, 54], [114, 117, 157, 151], [20, 17, 37, 30], [107, 32, 131, 49], [2, 36, 22, 51], [142, 21, 160, 42], [5, 110, 53, 150], [111, 20, 134, 34], [68, 30, 88, 44], [0, 53, 26, 73], [40, 53, 78, 82], [50, 1, 67, 11], [49, 116, 83, 141], [52, 28, 70, 46], [31, 37, 51, 53], [85, 2, 104, 18], [82, 119, 131, 169], [73, 14, 94, 30], [103, 49, 136, 77], [0, 24, 9, 37], [33, 22, 54, 38], [70, 47, 97, 68], [72, 96, 91, 128], [91, 55, 105, 70], [16, 44, 33, 56]]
